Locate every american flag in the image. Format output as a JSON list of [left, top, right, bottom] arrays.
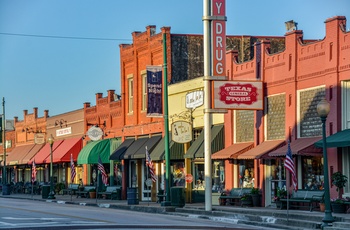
[[70, 154, 76, 183], [285, 141, 298, 191], [145, 147, 157, 182], [114, 164, 118, 177], [31, 160, 37, 183], [98, 155, 108, 185]]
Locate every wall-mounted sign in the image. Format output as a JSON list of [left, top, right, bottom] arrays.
[[34, 133, 45, 144], [212, 0, 226, 78], [87, 126, 103, 141], [186, 90, 204, 109], [171, 121, 192, 144], [213, 81, 263, 110], [56, 127, 72, 137]]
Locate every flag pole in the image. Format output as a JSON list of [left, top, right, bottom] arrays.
[[286, 170, 290, 222], [145, 146, 150, 206]]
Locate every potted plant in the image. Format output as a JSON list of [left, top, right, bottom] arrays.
[[251, 187, 261, 207], [240, 193, 252, 206], [54, 182, 65, 195], [89, 188, 96, 199], [274, 187, 287, 209], [331, 171, 348, 213]]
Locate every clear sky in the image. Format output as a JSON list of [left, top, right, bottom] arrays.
[[1, 0, 349, 121]]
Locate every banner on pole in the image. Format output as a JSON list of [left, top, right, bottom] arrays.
[[146, 66, 163, 117]]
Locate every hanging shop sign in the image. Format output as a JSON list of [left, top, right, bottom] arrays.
[[186, 90, 204, 109], [87, 126, 103, 141], [171, 121, 192, 144], [34, 133, 45, 144], [213, 81, 263, 110]]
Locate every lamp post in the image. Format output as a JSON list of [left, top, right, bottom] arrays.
[[47, 134, 55, 199], [316, 98, 334, 227]]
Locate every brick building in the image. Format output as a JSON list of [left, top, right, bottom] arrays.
[[213, 16, 350, 207]]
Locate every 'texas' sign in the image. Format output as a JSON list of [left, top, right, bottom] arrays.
[[213, 81, 263, 110]]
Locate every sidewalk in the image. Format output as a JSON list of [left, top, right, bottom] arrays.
[[2, 192, 350, 229]]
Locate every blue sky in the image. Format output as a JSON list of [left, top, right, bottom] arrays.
[[1, 0, 349, 120]]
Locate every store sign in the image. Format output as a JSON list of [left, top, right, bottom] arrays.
[[87, 126, 103, 141], [34, 133, 45, 144], [171, 121, 192, 144], [186, 90, 204, 109], [213, 81, 263, 110], [56, 127, 72, 137], [212, 0, 226, 77]]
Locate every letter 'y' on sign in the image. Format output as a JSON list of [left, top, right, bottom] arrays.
[[212, 0, 226, 77]]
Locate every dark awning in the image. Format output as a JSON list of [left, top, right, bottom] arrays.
[[269, 137, 322, 157], [122, 136, 162, 160], [212, 142, 254, 160], [184, 124, 224, 159], [151, 133, 185, 161], [314, 129, 350, 148], [235, 140, 285, 159], [109, 138, 135, 161], [132, 135, 162, 159], [77, 138, 121, 164]]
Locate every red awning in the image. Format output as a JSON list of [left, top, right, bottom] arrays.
[[20, 144, 45, 164], [212, 142, 254, 159], [6, 144, 36, 165], [269, 137, 322, 157], [235, 140, 286, 159], [47, 137, 82, 163], [30, 140, 64, 164]]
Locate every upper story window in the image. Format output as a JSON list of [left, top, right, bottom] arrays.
[[128, 75, 134, 114], [141, 71, 147, 112], [298, 86, 325, 137]]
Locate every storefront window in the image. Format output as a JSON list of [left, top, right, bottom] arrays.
[[172, 162, 185, 187], [239, 160, 254, 188], [193, 163, 204, 190], [302, 157, 323, 190], [212, 161, 224, 192]]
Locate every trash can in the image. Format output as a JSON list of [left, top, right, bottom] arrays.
[[127, 187, 139, 205], [2, 184, 11, 195], [170, 186, 185, 207], [41, 185, 50, 199]]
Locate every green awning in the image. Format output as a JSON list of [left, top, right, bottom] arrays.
[[77, 138, 121, 164], [151, 133, 185, 161], [184, 124, 224, 159], [314, 129, 350, 148]]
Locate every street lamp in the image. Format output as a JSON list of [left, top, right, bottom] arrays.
[[47, 134, 55, 199], [316, 98, 334, 227]]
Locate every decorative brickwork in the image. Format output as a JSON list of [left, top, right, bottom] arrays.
[[266, 94, 285, 140], [235, 110, 254, 142], [299, 87, 325, 137]]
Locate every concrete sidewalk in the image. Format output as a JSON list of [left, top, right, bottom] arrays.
[[2, 192, 350, 229]]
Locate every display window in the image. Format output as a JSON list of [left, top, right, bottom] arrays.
[[302, 157, 323, 190], [239, 160, 255, 188]]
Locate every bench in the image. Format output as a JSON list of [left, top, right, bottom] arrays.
[[76, 186, 95, 198], [219, 188, 252, 206], [99, 186, 120, 199], [62, 184, 79, 195], [280, 189, 324, 211]]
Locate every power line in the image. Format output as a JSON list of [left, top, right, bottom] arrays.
[[0, 32, 132, 41]]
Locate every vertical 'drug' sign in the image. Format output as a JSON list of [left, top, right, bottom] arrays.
[[146, 66, 163, 117]]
